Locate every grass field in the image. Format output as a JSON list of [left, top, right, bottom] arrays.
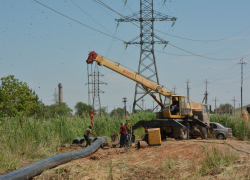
[[0, 112, 155, 173], [0, 111, 249, 174]]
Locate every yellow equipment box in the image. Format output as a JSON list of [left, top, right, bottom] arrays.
[[148, 128, 161, 145]]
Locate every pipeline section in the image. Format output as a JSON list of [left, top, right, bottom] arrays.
[[0, 136, 108, 180]]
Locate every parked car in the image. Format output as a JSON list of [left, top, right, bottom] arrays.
[[210, 122, 233, 140]]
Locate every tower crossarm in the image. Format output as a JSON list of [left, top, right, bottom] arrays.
[[116, 12, 177, 22]]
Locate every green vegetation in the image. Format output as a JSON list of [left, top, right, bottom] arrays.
[[218, 103, 234, 110], [210, 112, 250, 140], [200, 145, 238, 174], [110, 107, 129, 117], [0, 75, 38, 117], [45, 102, 73, 118], [0, 112, 155, 173], [74, 102, 91, 116]]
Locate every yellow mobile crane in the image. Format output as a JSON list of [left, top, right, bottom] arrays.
[[86, 51, 210, 140]]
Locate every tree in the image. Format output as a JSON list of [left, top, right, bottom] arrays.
[[110, 107, 129, 117], [0, 75, 38, 116], [218, 103, 234, 110], [45, 102, 72, 118], [74, 102, 91, 116]]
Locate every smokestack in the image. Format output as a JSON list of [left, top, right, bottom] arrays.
[[58, 83, 63, 103]]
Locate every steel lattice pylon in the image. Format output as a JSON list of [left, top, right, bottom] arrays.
[[117, 0, 176, 112], [87, 63, 107, 113]]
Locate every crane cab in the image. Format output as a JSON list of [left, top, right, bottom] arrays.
[[157, 95, 192, 119]]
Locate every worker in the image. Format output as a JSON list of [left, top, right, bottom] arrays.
[[170, 98, 179, 113], [125, 119, 132, 145], [84, 125, 96, 147], [119, 122, 127, 148], [89, 108, 95, 126]]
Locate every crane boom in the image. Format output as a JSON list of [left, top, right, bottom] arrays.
[[86, 51, 175, 107]]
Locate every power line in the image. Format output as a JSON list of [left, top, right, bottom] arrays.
[[92, 0, 116, 19], [167, 43, 250, 61], [96, 0, 250, 42], [96, 1, 250, 60], [155, 25, 250, 42], [197, 31, 250, 56], [70, 0, 114, 35], [34, 0, 125, 42]]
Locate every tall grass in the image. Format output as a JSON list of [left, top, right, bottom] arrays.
[[0, 112, 155, 173], [210, 110, 250, 140], [200, 145, 238, 174]]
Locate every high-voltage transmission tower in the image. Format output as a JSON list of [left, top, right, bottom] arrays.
[[87, 63, 107, 113], [117, 0, 177, 112]]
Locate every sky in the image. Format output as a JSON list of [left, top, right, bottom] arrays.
[[1, 0, 250, 113]]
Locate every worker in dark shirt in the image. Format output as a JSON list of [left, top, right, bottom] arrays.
[[84, 126, 96, 147], [119, 122, 127, 148], [170, 98, 179, 113]]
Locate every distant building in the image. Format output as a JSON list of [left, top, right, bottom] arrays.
[[232, 104, 250, 116], [214, 109, 232, 115]]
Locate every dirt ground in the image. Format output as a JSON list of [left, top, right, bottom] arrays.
[[29, 139, 250, 180]]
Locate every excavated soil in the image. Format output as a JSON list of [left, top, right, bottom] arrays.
[[31, 139, 250, 180]]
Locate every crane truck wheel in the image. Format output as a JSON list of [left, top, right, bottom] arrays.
[[201, 127, 207, 139], [173, 127, 188, 140]]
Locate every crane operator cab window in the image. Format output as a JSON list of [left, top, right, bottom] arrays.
[[170, 97, 179, 115], [163, 96, 170, 110]]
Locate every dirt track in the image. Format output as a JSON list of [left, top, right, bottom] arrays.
[[32, 139, 250, 180]]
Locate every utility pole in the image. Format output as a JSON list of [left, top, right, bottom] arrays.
[[204, 79, 208, 105], [117, 0, 177, 113], [142, 99, 145, 110], [238, 58, 246, 114], [231, 96, 237, 116], [173, 85, 177, 93], [202, 79, 209, 104], [87, 64, 107, 113], [186, 79, 190, 99], [212, 97, 219, 114], [153, 101, 154, 112], [123, 97, 127, 117]]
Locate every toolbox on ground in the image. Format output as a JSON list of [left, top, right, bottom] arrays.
[[148, 128, 161, 145]]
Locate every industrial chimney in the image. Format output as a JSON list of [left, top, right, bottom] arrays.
[[58, 83, 63, 103]]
